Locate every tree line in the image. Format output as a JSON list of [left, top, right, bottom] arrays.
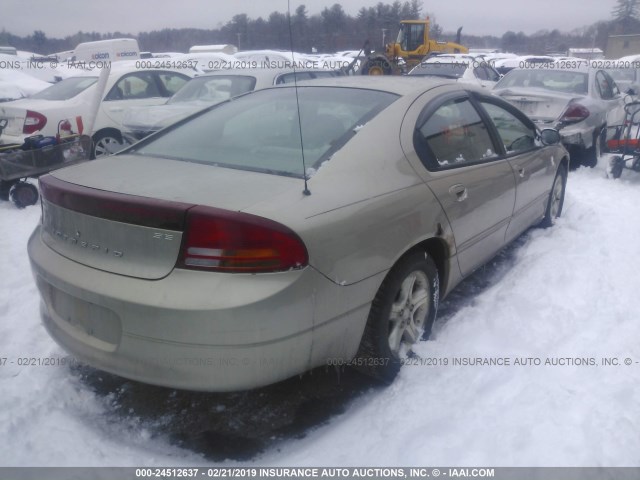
[[0, 0, 639, 57]]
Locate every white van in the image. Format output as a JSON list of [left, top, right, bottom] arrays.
[[0, 46, 17, 56], [72, 38, 140, 63], [189, 44, 238, 55]]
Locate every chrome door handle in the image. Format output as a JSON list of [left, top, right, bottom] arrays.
[[449, 184, 468, 202], [518, 167, 525, 178]]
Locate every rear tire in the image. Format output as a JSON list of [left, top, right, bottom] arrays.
[[10, 182, 39, 208], [361, 58, 392, 75], [586, 127, 605, 168], [610, 156, 624, 179], [540, 166, 567, 228], [0, 179, 17, 201], [92, 130, 125, 158], [354, 250, 439, 383]]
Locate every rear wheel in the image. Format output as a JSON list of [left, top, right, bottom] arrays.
[[0, 179, 17, 201], [540, 166, 567, 227], [609, 156, 624, 179], [92, 130, 125, 158], [361, 58, 392, 76], [354, 251, 439, 382], [586, 127, 605, 168], [10, 182, 39, 208]]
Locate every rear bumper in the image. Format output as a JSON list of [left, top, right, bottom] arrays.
[[0, 132, 27, 146], [29, 225, 377, 391]]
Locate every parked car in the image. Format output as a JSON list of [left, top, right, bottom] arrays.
[[29, 77, 568, 392], [0, 61, 196, 157], [408, 54, 501, 88], [0, 69, 51, 102], [122, 68, 343, 142], [493, 63, 624, 167], [493, 55, 556, 76]]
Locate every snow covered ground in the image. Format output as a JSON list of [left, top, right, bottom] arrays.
[[1, 164, 639, 467]]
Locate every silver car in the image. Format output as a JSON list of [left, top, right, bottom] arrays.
[[29, 77, 568, 391], [493, 63, 624, 167]]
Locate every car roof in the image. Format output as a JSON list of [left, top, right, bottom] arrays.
[[202, 67, 334, 80], [507, 62, 592, 74], [263, 75, 455, 96], [426, 54, 476, 62]]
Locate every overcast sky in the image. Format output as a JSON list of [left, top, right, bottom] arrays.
[[2, 0, 613, 39]]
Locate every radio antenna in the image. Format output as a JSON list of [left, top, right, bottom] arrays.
[[287, 0, 311, 196]]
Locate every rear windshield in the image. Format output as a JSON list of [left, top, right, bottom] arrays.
[[409, 63, 467, 78], [496, 69, 589, 94], [30, 76, 98, 100], [131, 86, 398, 178], [167, 75, 257, 104]]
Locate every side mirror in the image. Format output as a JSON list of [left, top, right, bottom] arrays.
[[540, 128, 561, 146]]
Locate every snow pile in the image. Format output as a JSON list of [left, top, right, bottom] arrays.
[[0, 69, 51, 100]]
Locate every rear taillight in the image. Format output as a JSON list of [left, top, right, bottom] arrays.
[[558, 103, 589, 124], [178, 206, 308, 273], [23, 110, 47, 134]]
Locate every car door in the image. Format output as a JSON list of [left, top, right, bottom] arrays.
[[594, 69, 625, 128], [475, 95, 557, 241], [100, 71, 188, 128], [406, 91, 517, 277]]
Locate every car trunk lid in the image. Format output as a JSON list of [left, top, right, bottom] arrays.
[[41, 154, 300, 279], [494, 88, 581, 123]]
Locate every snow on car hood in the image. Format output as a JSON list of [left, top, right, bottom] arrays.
[[0, 70, 51, 100]]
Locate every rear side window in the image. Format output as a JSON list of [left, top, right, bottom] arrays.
[[30, 76, 98, 100], [132, 86, 398, 178], [158, 72, 189, 96], [415, 97, 497, 168], [105, 72, 161, 100]]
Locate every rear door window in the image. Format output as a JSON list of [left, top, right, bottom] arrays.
[[157, 72, 190, 96], [105, 72, 161, 100], [414, 96, 498, 168]]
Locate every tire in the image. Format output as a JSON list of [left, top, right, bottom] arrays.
[[585, 127, 605, 168], [540, 166, 567, 228], [0, 179, 17, 201], [610, 155, 624, 179], [361, 58, 392, 76], [92, 130, 124, 158], [9, 182, 39, 208], [354, 250, 439, 383]]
